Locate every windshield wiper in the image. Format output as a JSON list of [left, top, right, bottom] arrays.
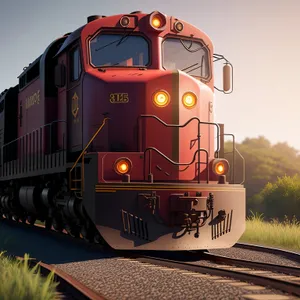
[[180, 39, 209, 53], [181, 63, 199, 72], [95, 26, 138, 52], [95, 39, 119, 52], [116, 25, 138, 47]]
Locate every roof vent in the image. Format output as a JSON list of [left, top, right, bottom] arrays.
[[130, 11, 143, 14], [87, 15, 106, 23]]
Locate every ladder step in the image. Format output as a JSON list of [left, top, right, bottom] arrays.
[[72, 179, 82, 182]]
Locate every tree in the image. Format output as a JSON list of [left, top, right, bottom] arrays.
[[223, 136, 300, 216]]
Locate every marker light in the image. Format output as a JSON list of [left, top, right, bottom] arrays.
[[120, 16, 130, 27], [182, 92, 197, 109], [153, 90, 170, 107], [174, 21, 184, 32], [149, 12, 166, 30], [212, 159, 229, 175], [114, 158, 132, 175]]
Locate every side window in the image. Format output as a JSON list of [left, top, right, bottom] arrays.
[[70, 46, 81, 81]]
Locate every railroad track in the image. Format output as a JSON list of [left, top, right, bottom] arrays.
[[2, 218, 300, 299], [4, 253, 105, 300], [123, 252, 300, 298], [235, 242, 300, 263]]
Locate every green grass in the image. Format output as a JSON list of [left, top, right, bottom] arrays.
[[239, 211, 300, 252], [0, 252, 58, 300]]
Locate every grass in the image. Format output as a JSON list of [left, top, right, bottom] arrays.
[[239, 211, 300, 252], [0, 252, 58, 300]]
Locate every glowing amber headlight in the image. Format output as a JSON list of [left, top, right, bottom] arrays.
[[149, 12, 166, 30], [212, 159, 229, 175], [114, 158, 132, 175], [153, 90, 170, 107], [152, 16, 162, 28], [182, 92, 197, 109]]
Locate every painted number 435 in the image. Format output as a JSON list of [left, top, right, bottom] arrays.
[[109, 93, 129, 103]]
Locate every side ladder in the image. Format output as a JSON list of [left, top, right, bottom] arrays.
[[69, 118, 109, 198]]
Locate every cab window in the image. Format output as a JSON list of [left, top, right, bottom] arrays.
[[70, 46, 81, 81], [162, 38, 210, 80], [89, 34, 149, 67]]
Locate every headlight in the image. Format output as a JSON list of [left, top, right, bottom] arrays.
[[120, 16, 130, 27], [152, 16, 162, 28], [182, 92, 197, 109], [149, 11, 166, 31], [174, 21, 184, 32], [153, 90, 170, 107], [114, 158, 132, 175], [212, 159, 229, 175]]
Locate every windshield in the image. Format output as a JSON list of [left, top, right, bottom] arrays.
[[162, 38, 210, 79], [90, 34, 150, 67]]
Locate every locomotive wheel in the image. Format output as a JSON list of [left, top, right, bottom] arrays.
[[80, 225, 93, 243], [12, 215, 20, 222], [94, 233, 102, 244], [52, 217, 63, 232], [45, 218, 52, 230], [4, 214, 11, 220], [27, 216, 36, 225], [65, 224, 80, 238]]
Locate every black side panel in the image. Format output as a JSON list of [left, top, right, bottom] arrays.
[[0, 85, 19, 163], [83, 153, 98, 221]]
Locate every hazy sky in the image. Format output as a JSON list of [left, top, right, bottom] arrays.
[[0, 0, 299, 148]]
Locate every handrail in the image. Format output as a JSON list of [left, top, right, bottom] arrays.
[[144, 147, 209, 183], [2, 119, 67, 148], [138, 115, 220, 155], [235, 147, 246, 184], [68, 117, 109, 192], [138, 115, 220, 183], [222, 133, 245, 184]]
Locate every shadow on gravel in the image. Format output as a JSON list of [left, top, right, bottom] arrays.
[[0, 220, 113, 264]]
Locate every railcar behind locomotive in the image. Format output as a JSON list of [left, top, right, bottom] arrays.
[[0, 11, 245, 250]]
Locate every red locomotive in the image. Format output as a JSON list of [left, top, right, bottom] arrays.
[[0, 11, 245, 250]]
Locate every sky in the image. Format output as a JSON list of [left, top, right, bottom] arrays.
[[0, 0, 299, 148]]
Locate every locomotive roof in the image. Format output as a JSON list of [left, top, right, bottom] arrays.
[[18, 55, 42, 79], [55, 26, 84, 57]]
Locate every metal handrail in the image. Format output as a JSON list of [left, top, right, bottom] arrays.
[[2, 119, 66, 148], [138, 115, 220, 183], [222, 133, 245, 184], [138, 115, 220, 154], [144, 146, 209, 183], [235, 147, 246, 184], [68, 117, 109, 193], [1, 120, 67, 168]]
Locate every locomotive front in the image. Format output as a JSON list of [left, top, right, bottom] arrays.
[[76, 11, 245, 250]]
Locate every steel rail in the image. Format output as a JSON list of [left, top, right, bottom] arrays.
[[6, 254, 106, 300], [234, 242, 300, 263], [126, 254, 300, 297], [201, 251, 300, 276]]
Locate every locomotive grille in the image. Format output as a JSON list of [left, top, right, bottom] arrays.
[[121, 209, 149, 240], [212, 209, 233, 240]]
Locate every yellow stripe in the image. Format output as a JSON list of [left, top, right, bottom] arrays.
[[172, 70, 180, 163], [95, 184, 244, 189], [95, 187, 244, 192]]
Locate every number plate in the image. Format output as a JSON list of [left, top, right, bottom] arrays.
[[109, 93, 129, 103]]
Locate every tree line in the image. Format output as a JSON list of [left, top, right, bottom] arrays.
[[223, 136, 300, 220]]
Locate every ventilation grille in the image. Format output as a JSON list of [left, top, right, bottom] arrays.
[[121, 209, 149, 240], [212, 209, 233, 240]]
